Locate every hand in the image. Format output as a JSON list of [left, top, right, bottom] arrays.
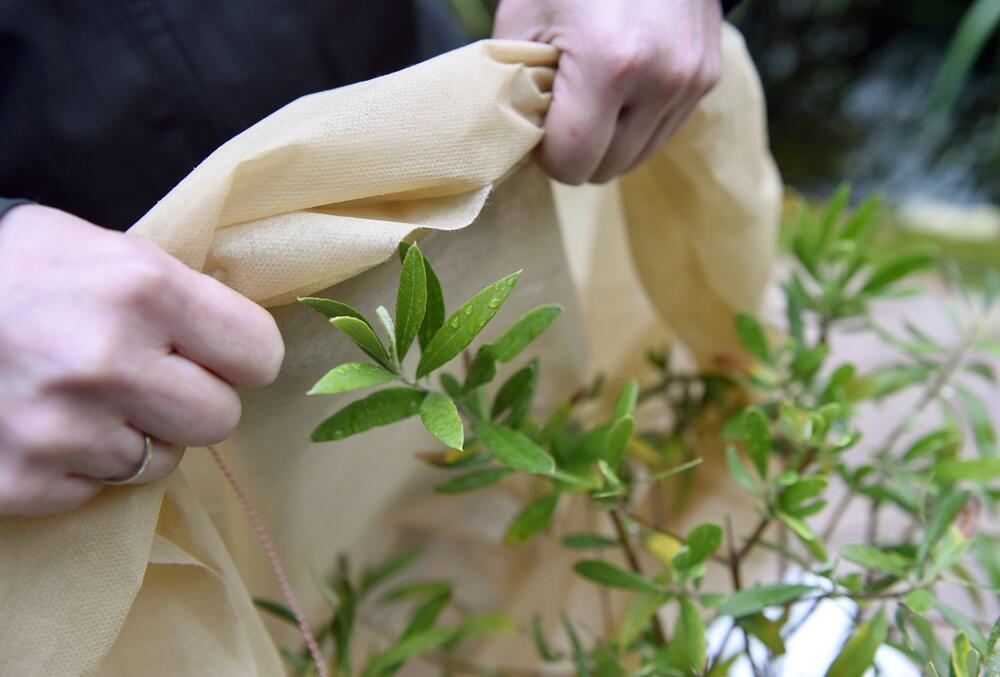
[[493, 0, 723, 184], [0, 205, 284, 515]]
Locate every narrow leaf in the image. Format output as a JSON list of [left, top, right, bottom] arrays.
[[308, 362, 397, 395], [491, 360, 538, 421], [743, 407, 771, 478], [934, 458, 1000, 483], [619, 591, 668, 648], [362, 626, 457, 676], [419, 392, 464, 450], [956, 385, 997, 456], [489, 304, 563, 363], [665, 597, 707, 673], [736, 313, 770, 363], [825, 608, 888, 677], [614, 379, 639, 421], [330, 316, 392, 368], [299, 297, 368, 324], [312, 388, 425, 442], [841, 544, 912, 578], [531, 616, 564, 662], [673, 522, 723, 571], [360, 549, 423, 594], [563, 533, 619, 550], [718, 584, 813, 618], [573, 560, 662, 594], [861, 251, 935, 295], [505, 493, 559, 545], [395, 243, 427, 360], [474, 420, 555, 474], [417, 271, 521, 378], [434, 467, 513, 494]]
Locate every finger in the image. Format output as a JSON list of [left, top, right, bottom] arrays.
[[115, 353, 242, 447], [62, 420, 183, 484], [589, 99, 668, 184], [152, 253, 284, 388], [0, 468, 102, 517], [537, 53, 624, 185]]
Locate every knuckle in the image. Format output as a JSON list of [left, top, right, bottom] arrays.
[[605, 44, 653, 84], [113, 256, 171, 308], [65, 327, 130, 386]]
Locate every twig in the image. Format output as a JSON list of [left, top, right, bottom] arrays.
[[625, 510, 729, 566], [609, 509, 668, 645]]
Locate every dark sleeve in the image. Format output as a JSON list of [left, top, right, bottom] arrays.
[[0, 198, 33, 222]]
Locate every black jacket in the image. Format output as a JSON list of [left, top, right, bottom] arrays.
[[0, 0, 463, 230]]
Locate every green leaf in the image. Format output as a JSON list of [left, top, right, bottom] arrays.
[[417, 271, 521, 378], [665, 597, 706, 673], [902, 589, 933, 614], [573, 560, 662, 594], [491, 359, 538, 421], [418, 251, 446, 353], [903, 429, 961, 462], [815, 183, 850, 253], [718, 584, 813, 618], [308, 362, 398, 395], [604, 415, 635, 471], [504, 493, 559, 545], [395, 243, 427, 361], [452, 612, 517, 640], [464, 347, 497, 392], [743, 407, 771, 478], [792, 344, 830, 382], [782, 476, 828, 510], [672, 523, 723, 572], [840, 544, 912, 578], [619, 591, 668, 648], [312, 388, 425, 442], [934, 458, 1000, 483], [330, 316, 392, 368], [838, 193, 881, 243], [489, 304, 563, 363], [951, 633, 973, 677], [726, 446, 759, 493], [439, 373, 463, 400], [531, 616, 564, 662], [434, 467, 513, 494], [956, 385, 997, 456], [932, 597, 988, 654], [360, 548, 423, 595], [825, 608, 888, 677], [614, 379, 639, 421], [379, 580, 450, 603], [362, 626, 457, 676], [473, 420, 555, 474], [401, 589, 450, 639], [739, 613, 786, 655], [861, 251, 936, 295], [563, 533, 619, 549], [919, 489, 971, 562], [418, 392, 463, 450], [253, 598, 299, 625], [736, 313, 770, 363], [562, 613, 591, 677], [299, 297, 369, 323], [375, 305, 396, 352]]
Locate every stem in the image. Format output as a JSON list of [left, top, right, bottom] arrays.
[[609, 509, 668, 645], [822, 321, 981, 540], [625, 510, 730, 566]]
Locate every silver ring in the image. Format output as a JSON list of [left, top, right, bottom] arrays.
[[101, 435, 155, 486]]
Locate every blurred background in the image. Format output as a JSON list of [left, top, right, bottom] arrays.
[[443, 0, 1000, 279]]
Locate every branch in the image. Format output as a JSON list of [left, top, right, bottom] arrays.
[[609, 509, 668, 645]]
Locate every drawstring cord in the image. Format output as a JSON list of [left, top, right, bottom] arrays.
[[207, 445, 330, 677]]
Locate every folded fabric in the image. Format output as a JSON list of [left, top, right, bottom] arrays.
[[0, 28, 779, 675]]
